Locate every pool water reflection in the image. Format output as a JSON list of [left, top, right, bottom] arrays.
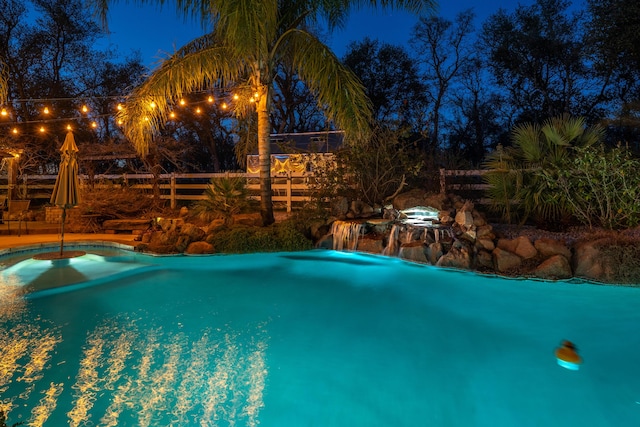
[[0, 249, 639, 426]]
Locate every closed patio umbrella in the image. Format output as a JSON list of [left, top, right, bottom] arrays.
[[50, 131, 81, 256]]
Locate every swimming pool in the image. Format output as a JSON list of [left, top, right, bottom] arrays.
[[1, 248, 639, 426]]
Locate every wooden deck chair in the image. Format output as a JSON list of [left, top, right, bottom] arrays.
[[5, 199, 30, 236]]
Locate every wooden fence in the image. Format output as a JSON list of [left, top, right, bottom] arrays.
[[0, 172, 316, 212], [0, 169, 490, 211], [439, 168, 489, 203]]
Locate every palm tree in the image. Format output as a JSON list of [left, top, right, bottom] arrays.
[[0, 59, 7, 103], [89, 0, 435, 225]]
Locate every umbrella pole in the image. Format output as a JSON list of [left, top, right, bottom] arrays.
[[60, 207, 66, 256]]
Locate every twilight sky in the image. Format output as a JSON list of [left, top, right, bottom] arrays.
[[97, 0, 585, 67]]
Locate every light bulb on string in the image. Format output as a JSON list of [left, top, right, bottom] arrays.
[[195, 107, 202, 114], [43, 107, 50, 115], [91, 121, 98, 128], [169, 111, 176, 119], [117, 103, 123, 111], [66, 124, 72, 131], [150, 101, 156, 109], [1, 108, 8, 117], [221, 103, 228, 109], [11, 127, 18, 135], [233, 94, 239, 100], [81, 105, 89, 113], [207, 96, 214, 103], [39, 126, 46, 133], [180, 99, 186, 106]]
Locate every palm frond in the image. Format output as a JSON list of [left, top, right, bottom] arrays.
[[117, 33, 245, 155], [283, 29, 372, 142], [512, 123, 542, 163]]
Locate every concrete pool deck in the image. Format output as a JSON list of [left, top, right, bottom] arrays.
[[0, 224, 138, 251]]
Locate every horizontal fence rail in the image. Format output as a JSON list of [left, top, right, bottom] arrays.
[[439, 168, 490, 204]]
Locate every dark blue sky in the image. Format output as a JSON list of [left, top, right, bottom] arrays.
[[99, 0, 585, 67]]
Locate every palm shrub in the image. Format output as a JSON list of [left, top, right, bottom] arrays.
[[543, 144, 640, 229], [483, 115, 603, 226], [192, 176, 252, 225]]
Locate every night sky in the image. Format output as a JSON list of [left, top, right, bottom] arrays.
[[97, 0, 585, 67]]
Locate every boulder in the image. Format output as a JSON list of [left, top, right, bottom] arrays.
[[357, 236, 384, 254], [426, 242, 444, 265], [331, 196, 349, 217], [492, 247, 522, 272], [175, 235, 192, 253], [399, 242, 428, 264], [231, 213, 262, 226], [534, 237, 571, 259], [392, 189, 429, 210], [533, 255, 572, 280], [185, 241, 215, 254], [476, 237, 495, 251], [207, 219, 226, 232], [436, 246, 471, 270], [181, 223, 206, 242], [476, 249, 494, 269], [455, 210, 474, 230], [157, 218, 184, 233], [497, 236, 537, 260], [573, 239, 606, 282], [476, 224, 495, 239], [102, 218, 153, 232], [350, 200, 375, 218]]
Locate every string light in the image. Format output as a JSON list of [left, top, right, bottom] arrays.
[[0, 88, 252, 134]]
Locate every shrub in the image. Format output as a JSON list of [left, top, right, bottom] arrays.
[[208, 220, 313, 253], [191, 176, 253, 225], [483, 115, 604, 226], [544, 144, 640, 229]]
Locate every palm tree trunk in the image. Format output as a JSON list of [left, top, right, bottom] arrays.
[[256, 87, 275, 225]]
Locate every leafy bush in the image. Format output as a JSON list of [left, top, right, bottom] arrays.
[[308, 126, 422, 208], [191, 176, 253, 225], [208, 220, 313, 253], [544, 144, 640, 229]]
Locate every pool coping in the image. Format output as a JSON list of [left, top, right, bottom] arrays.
[[0, 240, 136, 259]]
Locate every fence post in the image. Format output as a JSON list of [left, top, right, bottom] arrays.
[[286, 172, 292, 213], [439, 168, 446, 194], [170, 173, 176, 209]]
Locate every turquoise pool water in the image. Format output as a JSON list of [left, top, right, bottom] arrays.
[[0, 249, 639, 426]]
